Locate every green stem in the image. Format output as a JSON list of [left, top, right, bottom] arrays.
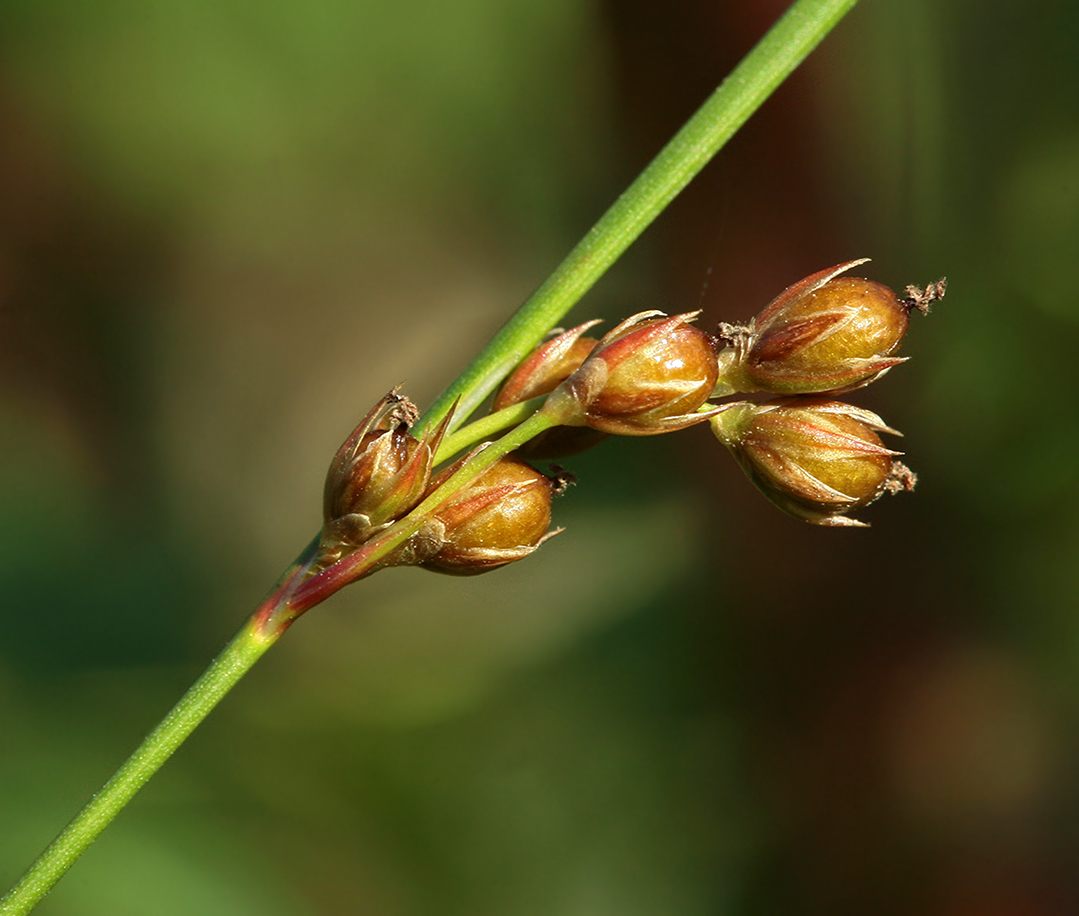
[[0, 620, 279, 916], [416, 0, 861, 437], [434, 396, 545, 464]]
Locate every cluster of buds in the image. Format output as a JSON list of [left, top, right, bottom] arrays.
[[306, 259, 942, 594], [702, 260, 942, 525], [315, 392, 567, 580]]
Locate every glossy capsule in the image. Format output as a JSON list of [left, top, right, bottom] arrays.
[[711, 397, 916, 527], [715, 261, 916, 396], [544, 310, 721, 435]]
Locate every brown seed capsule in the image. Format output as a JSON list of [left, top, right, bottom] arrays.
[[544, 310, 721, 435], [710, 397, 916, 527], [715, 260, 935, 396], [492, 322, 609, 458], [418, 456, 562, 575], [318, 391, 449, 568]]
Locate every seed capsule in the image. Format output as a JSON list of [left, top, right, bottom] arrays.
[[714, 261, 937, 396], [544, 310, 721, 435], [418, 456, 563, 575], [710, 397, 916, 527], [317, 391, 449, 568]]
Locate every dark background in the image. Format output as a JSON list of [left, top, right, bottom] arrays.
[[3, 1, 1078, 913]]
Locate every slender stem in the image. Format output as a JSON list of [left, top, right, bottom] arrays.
[[416, 0, 861, 437], [0, 620, 280, 916], [434, 396, 545, 464]]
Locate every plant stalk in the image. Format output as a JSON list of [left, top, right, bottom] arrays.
[[0, 620, 277, 916], [434, 397, 546, 464]]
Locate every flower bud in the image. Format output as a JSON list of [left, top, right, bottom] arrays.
[[715, 260, 941, 396], [318, 391, 449, 567], [417, 456, 564, 575], [492, 322, 608, 458], [493, 321, 602, 411], [544, 310, 721, 435], [711, 397, 916, 527]]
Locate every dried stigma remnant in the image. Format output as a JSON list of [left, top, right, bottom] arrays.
[[710, 397, 917, 527], [714, 260, 945, 396]]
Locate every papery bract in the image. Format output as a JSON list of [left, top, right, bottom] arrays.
[[493, 321, 602, 410]]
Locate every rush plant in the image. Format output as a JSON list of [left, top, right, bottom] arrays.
[[0, 1, 929, 912]]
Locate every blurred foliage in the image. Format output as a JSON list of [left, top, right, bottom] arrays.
[[2, 0, 1079, 914]]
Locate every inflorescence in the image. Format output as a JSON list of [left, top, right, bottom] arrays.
[[312, 260, 944, 588]]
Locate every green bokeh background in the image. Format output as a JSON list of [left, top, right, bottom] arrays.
[[2, 1, 1078, 913]]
